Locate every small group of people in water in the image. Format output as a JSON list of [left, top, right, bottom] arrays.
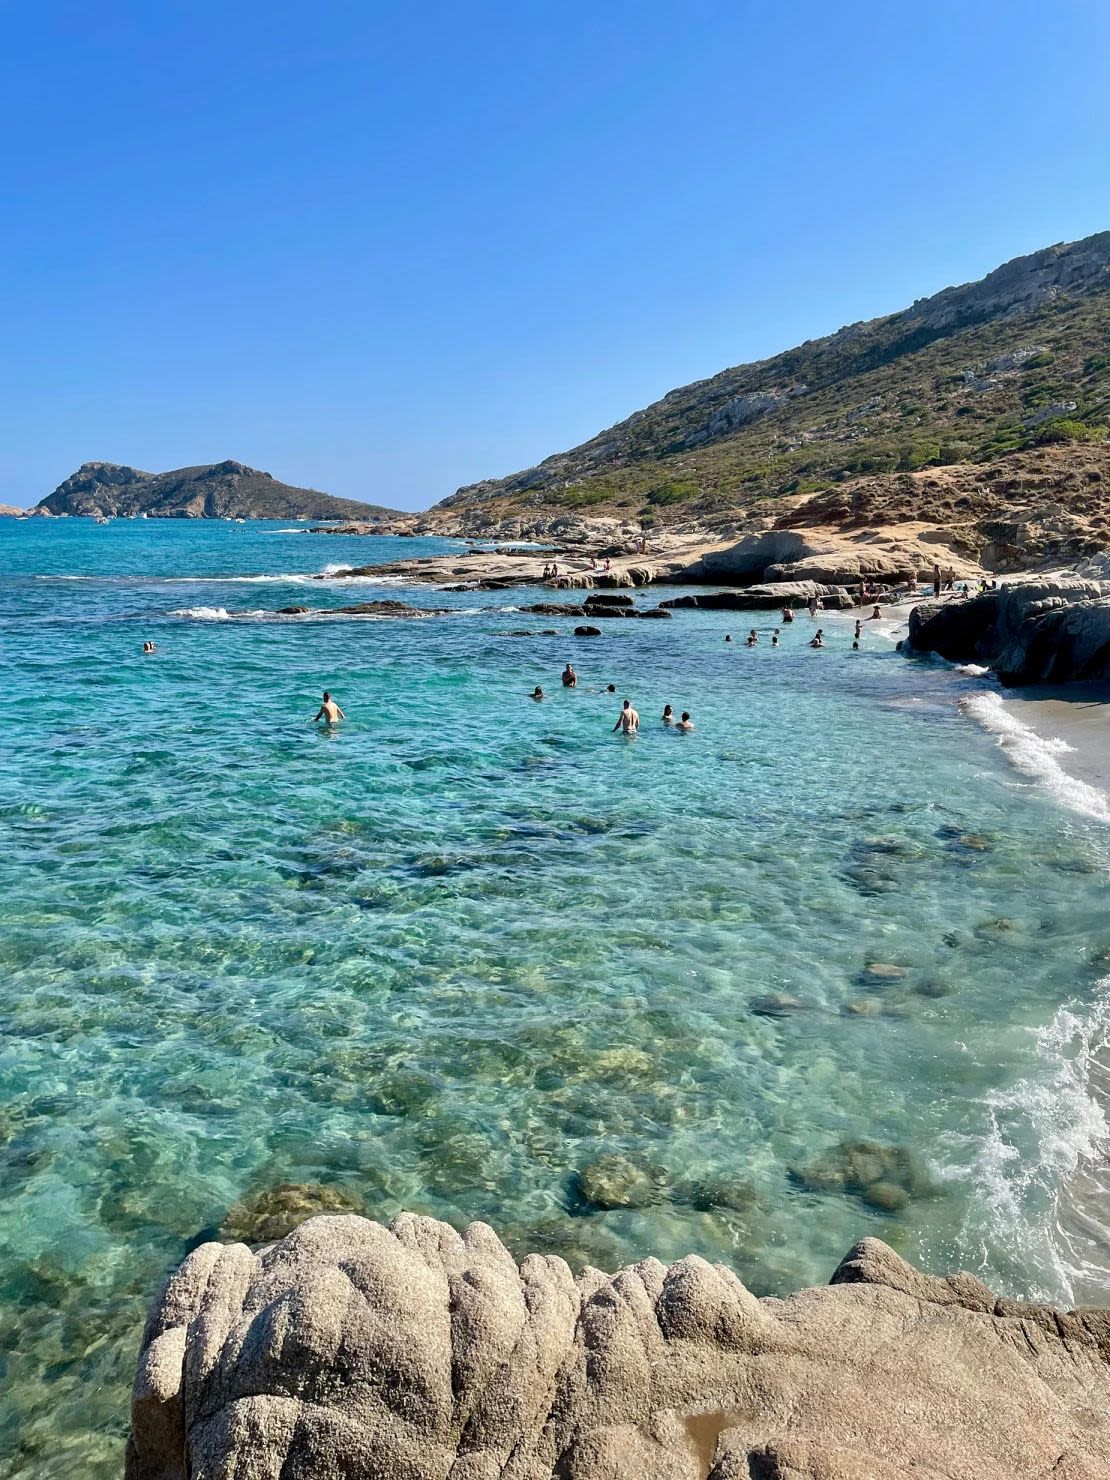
[[527, 666, 693, 733]]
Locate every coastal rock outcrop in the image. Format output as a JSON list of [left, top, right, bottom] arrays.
[[127, 1212, 1110, 1480], [662, 582, 853, 611], [907, 578, 1110, 684]]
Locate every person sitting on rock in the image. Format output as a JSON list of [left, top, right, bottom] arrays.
[[676, 711, 695, 731], [561, 663, 577, 688]]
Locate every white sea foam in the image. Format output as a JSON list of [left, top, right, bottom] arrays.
[[952, 986, 1110, 1304], [169, 606, 233, 620], [955, 662, 991, 677], [961, 691, 1110, 823]]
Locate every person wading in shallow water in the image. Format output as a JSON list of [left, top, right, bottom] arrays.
[[313, 691, 345, 724], [612, 698, 639, 734], [561, 663, 577, 688]]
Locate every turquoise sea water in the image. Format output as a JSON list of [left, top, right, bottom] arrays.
[[2, 518, 1109, 1476]]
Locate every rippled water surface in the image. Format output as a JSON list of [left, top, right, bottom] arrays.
[[2, 518, 1109, 1476]]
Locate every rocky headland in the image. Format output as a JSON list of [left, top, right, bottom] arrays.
[[128, 1211, 1110, 1480], [907, 576, 1110, 685], [32, 461, 401, 521]]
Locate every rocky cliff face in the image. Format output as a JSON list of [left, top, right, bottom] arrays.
[[35, 460, 400, 521], [127, 1212, 1110, 1480]]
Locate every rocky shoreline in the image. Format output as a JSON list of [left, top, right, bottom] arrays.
[[907, 577, 1110, 684], [127, 1211, 1110, 1480]]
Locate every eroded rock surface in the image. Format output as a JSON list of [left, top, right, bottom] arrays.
[[128, 1212, 1110, 1480], [908, 577, 1110, 683]]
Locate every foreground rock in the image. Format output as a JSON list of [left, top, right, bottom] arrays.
[[907, 577, 1110, 684], [128, 1212, 1110, 1480]]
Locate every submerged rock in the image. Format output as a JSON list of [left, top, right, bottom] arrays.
[[218, 1182, 365, 1244], [750, 991, 807, 1018], [573, 624, 602, 636], [128, 1213, 1110, 1480], [790, 1139, 934, 1210], [574, 1153, 666, 1210]]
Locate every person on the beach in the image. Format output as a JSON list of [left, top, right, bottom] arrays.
[[932, 564, 941, 598], [746, 628, 758, 646], [561, 663, 577, 688], [676, 711, 695, 731], [612, 698, 639, 734], [313, 691, 345, 724], [530, 685, 544, 701], [662, 704, 674, 725], [868, 605, 882, 620], [809, 629, 825, 649], [945, 566, 955, 591], [142, 640, 156, 654]]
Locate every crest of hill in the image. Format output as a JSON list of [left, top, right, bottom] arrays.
[[36, 460, 401, 521], [435, 231, 1110, 529]]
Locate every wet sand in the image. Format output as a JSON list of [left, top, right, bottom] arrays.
[[1003, 685, 1110, 795]]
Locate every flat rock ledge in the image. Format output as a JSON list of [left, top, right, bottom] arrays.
[[127, 1212, 1110, 1480]]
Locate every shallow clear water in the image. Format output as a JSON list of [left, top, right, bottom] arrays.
[[2, 518, 1109, 1476]]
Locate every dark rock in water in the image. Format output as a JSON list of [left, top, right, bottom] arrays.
[[913, 979, 954, 998], [128, 1213, 1110, 1480], [574, 625, 602, 637], [907, 578, 1110, 685], [320, 599, 446, 617], [218, 1182, 365, 1244], [790, 1139, 934, 1209], [574, 1153, 666, 1210], [584, 592, 635, 607], [672, 1174, 761, 1216], [522, 602, 586, 616], [638, 606, 673, 618], [750, 991, 807, 1018], [277, 605, 310, 615]]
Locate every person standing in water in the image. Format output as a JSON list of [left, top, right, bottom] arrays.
[[561, 663, 577, 688], [142, 640, 156, 654], [313, 691, 345, 724], [662, 704, 674, 725], [612, 698, 639, 734], [676, 711, 695, 731]]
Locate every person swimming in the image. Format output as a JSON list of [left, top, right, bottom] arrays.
[[612, 698, 639, 734], [676, 711, 695, 731], [809, 629, 825, 649], [142, 640, 156, 654], [530, 686, 545, 701], [724, 634, 732, 643], [313, 691, 345, 724], [561, 663, 577, 688], [662, 704, 674, 725], [746, 628, 758, 646]]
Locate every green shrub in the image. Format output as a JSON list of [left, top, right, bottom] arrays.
[[1034, 419, 1108, 445], [647, 478, 700, 506]]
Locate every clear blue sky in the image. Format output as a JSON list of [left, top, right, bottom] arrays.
[[1, 1, 1107, 510]]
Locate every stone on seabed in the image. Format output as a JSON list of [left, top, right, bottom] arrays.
[[127, 1211, 1110, 1480]]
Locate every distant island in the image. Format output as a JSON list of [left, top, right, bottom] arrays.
[[32, 460, 402, 521]]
